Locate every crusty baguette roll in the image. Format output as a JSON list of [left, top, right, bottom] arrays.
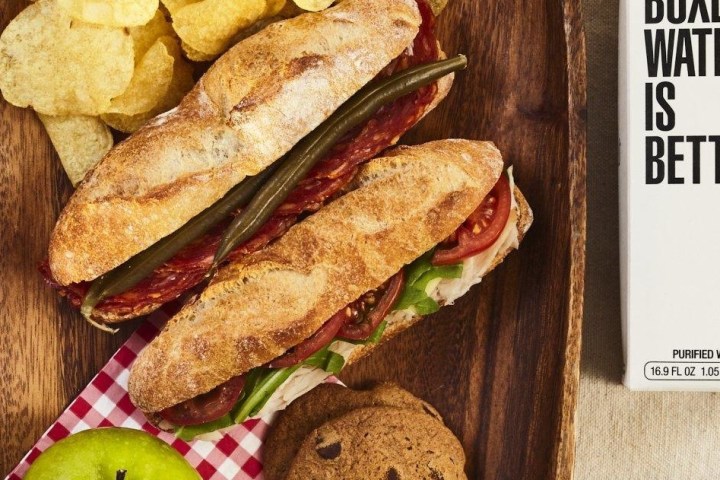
[[49, 0, 423, 285], [141, 186, 531, 431], [129, 139, 507, 413]]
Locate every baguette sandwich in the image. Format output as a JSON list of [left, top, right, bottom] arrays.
[[43, 0, 457, 327], [40, 0, 534, 441], [127, 139, 532, 439]]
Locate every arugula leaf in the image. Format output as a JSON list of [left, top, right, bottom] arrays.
[[366, 320, 387, 343], [175, 414, 234, 442], [232, 366, 301, 423], [304, 345, 346, 375], [404, 251, 434, 285], [394, 252, 462, 313], [232, 345, 346, 424]]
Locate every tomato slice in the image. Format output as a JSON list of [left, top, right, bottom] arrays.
[[269, 308, 348, 368], [270, 271, 405, 367], [158, 375, 245, 426], [432, 173, 512, 266], [337, 271, 405, 341]]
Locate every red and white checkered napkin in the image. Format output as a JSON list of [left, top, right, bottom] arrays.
[[8, 315, 280, 480]]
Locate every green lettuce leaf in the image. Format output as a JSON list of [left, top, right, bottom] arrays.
[[230, 346, 346, 424], [366, 320, 387, 343], [175, 415, 234, 442], [394, 252, 462, 313], [232, 365, 301, 423], [303, 345, 346, 375]]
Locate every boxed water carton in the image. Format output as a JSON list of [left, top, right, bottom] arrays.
[[620, 0, 720, 390]]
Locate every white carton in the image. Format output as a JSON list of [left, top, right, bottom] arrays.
[[620, 0, 720, 390]]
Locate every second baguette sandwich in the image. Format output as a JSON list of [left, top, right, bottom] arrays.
[[128, 139, 532, 440]]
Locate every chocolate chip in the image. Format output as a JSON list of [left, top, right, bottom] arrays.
[[386, 467, 400, 480], [316, 442, 342, 460], [429, 468, 444, 480]]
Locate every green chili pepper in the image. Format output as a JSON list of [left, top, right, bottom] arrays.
[[80, 164, 278, 324], [211, 55, 468, 268]]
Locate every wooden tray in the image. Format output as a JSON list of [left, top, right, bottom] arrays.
[[0, 0, 586, 477]]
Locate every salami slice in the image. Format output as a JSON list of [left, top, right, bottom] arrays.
[[42, 0, 441, 321]]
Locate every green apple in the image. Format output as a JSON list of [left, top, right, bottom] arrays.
[[25, 427, 200, 480]]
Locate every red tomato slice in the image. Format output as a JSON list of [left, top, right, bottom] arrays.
[[337, 271, 405, 341], [269, 308, 348, 368], [432, 173, 512, 266], [270, 271, 405, 367], [158, 375, 245, 426]]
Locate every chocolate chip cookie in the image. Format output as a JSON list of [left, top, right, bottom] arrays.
[[285, 406, 466, 479], [263, 383, 442, 480]]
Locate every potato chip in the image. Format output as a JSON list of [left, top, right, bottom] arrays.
[[292, 0, 333, 12], [39, 114, 114, 186], [107, 37, 175, 115], [161, 0, 199, 15], [102, 37, 195, 133], [56, 0, 159, 27], [129, 9, 175, 60], [156, 35, 183, 60], [265, 0, 287, 16], [0, 0, 134, 115], [181, 41, 216, 62], [173, 0, 266, 57]]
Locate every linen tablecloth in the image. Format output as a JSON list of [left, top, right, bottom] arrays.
[[575, 1, 720, 478]]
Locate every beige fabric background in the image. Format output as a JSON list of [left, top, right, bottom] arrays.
[[574, 1, 720, 478]]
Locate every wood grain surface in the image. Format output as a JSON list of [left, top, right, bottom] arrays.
[[0, 0, 586, 478]]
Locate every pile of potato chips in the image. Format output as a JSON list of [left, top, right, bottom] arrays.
[[0, 0, 335, 186]]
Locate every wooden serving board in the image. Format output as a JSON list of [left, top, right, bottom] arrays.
[[0, 0, 586, 478]]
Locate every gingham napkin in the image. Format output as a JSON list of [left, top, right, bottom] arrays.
[[7, 314, 289, 480]]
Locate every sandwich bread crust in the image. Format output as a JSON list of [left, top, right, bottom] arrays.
[[129, 139, 504, 413], [49, 0, 422, 285]]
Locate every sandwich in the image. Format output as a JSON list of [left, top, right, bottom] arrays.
[[42, 0, 456, 328], [127, 139, 532, 439], [40, 0, 534, 441]]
